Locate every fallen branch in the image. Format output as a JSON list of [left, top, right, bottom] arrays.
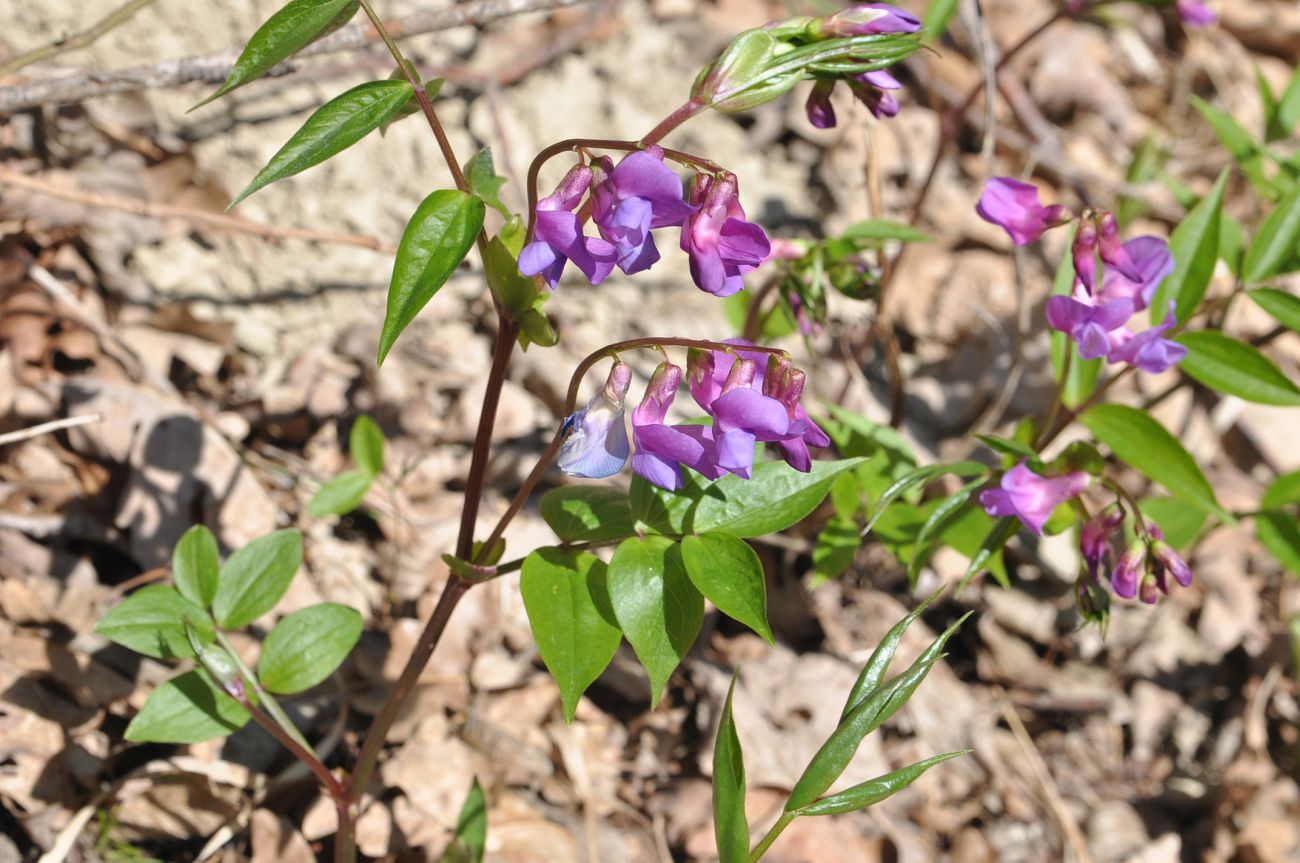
[[0, 0, 592, 113], [0, 413, 103, 447], [0, 166, 397, 253]]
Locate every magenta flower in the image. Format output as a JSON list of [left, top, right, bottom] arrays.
[[818, 3, 922, 36], [1081, 505, 1124, 582], [847, 69, 903, 119], [1046, 292, 1136, 360], [519, 164, 618, 290], [1110, 537, 1146, 599], [1098, 236, 1174, 311], [680, 174, 771, 297], [630, 362, 724, 491], [591, 147, 695, 276], [979, 461, 1089, 535], [976, 177, 1072, 246], [1152, 539, 1193, 589], [805, 80, 838, 129], [1177, 0, 1216, 27], [557, 361, 631, 479], [1106, 303, 1187, 373]]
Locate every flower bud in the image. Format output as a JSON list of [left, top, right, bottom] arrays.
[[1152, 541, 1193, 588], [195, 642, 247, 702], [1139, 571, 1161, 605], [1080, 504, 1124, 580], [805, 80, 838, 129], [691, 29, 799, 113], [762, 355, 806, 414], [1110, 537, 1146, 599], [634, 361, 684, 427], [1072, 216, 1100, 292]]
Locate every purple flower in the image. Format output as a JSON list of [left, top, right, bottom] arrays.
[[680, 174, 771, 297], [630, 362, 723, 491], [557, 361, 631, 479], [591, 147, 695, 276], [805, 80, 838, 129], [1081, 505, 1124, 582], [847, 69, 903, 119], [1098, 236, 1173, 311], [1152, 540, 1193, 588], [976, 177, 1073, 246], [818, 3, 923, 36], [1110, 537, 1146, 599], [1106, 303, 1187, 373], [1046, 291, 1136, 360], [1177, 0, 1216, 27], [519, 164, 618, 290], [979, 461, 1090, 535]]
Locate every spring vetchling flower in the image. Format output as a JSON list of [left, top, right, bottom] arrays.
[[591, 147, 696, 275], [976, 177, 1073, 246], [519, 164, 618, 290], [557, 361, 632, 479], [680, 174, 771, 297], [979, 461, 1089, 535]]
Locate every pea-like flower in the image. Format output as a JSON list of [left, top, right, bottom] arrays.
[[848, 69, 904, 120], [1081, 505, 1124, 582], [1046, 292, 1136, 360], [630, 362, 724, 491], [519, 164, 618, 290], [1106, 303, 1187, 373], [1097, 236, 1174, 311], [976, 177, 1073, 246], [1110, 537, 1146, 600], [557, 361, 631, 479], [591, 147, 696, 276], [979, 461, 1090, 535], [680, 174, 771, 297], [805, 80, 838, 129], [817, 3, 922, 37], [1177, 0, 1216, 27]]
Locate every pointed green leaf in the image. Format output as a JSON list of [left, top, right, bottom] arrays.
[[1248, 288, 1300, 332], [378, 190, 485, 365], [1256, 471, 1300, 576], [1138, 497, 1207, 551], [231, 80, 413, 205], [796, 751, 967, 816], [608, 537, 702, 704], [124, 670, 250, 743], [539, 486, 634, 543], [173, 525, 220, 607], [862, 461, 987, 536], [349, 414, 386, 475], [1175, 331, 1300, 406], [483, 234, 538, 316], [712, 678, 748, 863], [839, 220, 932, 244], [1243, 190, 1300, 283], [212, 530, 303, 629], [96, 585, 215, 659], [1280, 65, 1300, 134], [841, 586, 944, 719], [520, 549, 621, 722], [786, 614, 968, 812], [691, 457, 868, 538], [957, 517, 1017, 589], [1081, 405, 1230, 520], [922, 0, 960, 41], [630, 470, 704, 536], [464, 148, 511, 218], [908, 480, 987, 582], [1152, 168, 1229, 323], [1191, 97, 1273, 199], [193, 0, 359, 109], [438, 778, 488, 863], [258, 603, 362, 694], [308, 469, 373, 517], [681, 533, 772, 643]]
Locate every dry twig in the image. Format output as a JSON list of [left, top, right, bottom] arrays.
[[0, 0, 592, 113], [0, 413, 103, 447], [0, 0, 160, 78]]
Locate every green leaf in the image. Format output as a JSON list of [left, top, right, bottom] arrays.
[[975, 434, 1038, 463], [839, 220, 932, 245], [308, 470, 373, 517], [712, 677, 748, 863], [908, 482, 987, 582], [1256, 471, 1300, 576], [124, 670, 250, 743], [193, 0, 359, 109], [813, 517, 860, 581], [1248, 288, 1300, 332], [1049, 223, 1104, 406], [608, 537, 702, 704], [957, 517, 1016, 589], [1191, 97, 1273, 199], [97, 586, 215, 660], [483, 235, 537, 317], [212, 530, 304, 629], [681, 533, 772, 643], [230, 80, 413, 206], [540, 486, 634, 543], [1175, 331, 1300, 406], [258, 603, 362, 694], [796, 751, 967, 816], [350, 414, 385, 475], [439, 779, 488, 863], [841, 586, 944, 718], [1152, 168, 1229, 323], [862, 462, 987, 536], [922, 0, 960, 41], [173, 525, 220, 608], [786, 614, 967, 812], [520, 549, 621, 722], [1081, 405, 1230, 520], [1243, 190, 1300, 283], [691, 457, 868, 538], [630, 471, 703, 536], [464, 148, 511, 218], [378, 190, 485, 365], [1138, 497, 1207, 551], [1280, 65, 1300, 134]]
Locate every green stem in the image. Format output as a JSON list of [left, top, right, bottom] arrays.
[[215, 631, 316, 756], [749, 812, 796, 862], [1035, 348, 1071, 450]]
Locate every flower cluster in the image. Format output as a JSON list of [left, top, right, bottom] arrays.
[[802, 4, 921, 127], [976, 177, 1186, 374], [557, 342, 829, 491], [1080, 506, 1193, 604], [521, 147, 770, 296]]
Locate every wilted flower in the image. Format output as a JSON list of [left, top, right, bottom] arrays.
[[680, 173, 771, 297], [979, 461, 1090, 535], [1106, 303, 1187, 373], [1177, 0, 1216, 27], [591, 147, 695, 275], [557, 361, 632, 479], [976, 177, 1073, 246], [519, 164, 618, 289]]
